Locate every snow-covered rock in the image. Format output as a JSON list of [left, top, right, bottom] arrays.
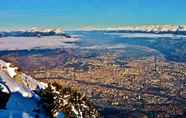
[[0, 59, 48, 118], [0, 92, 47, 118], [0, 60, 47, 97], [40, 83, 100, 118]]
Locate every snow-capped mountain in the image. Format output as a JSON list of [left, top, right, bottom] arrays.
[[0, 27, 72, 38], [79, 25, 186, 34], [2, 25, 186, 35]]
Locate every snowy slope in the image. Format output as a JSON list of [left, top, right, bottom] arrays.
[[0, 60, 47, 97], [0, 93, 47, 118], [0, 60, 48, 118]]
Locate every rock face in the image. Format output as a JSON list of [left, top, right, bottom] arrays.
[[40, 82, 101, 118], [0, 82, 11, 109]]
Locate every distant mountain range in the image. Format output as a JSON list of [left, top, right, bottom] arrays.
[[81, 25, 186, 35], [1, 25, 186, 38], [0, 28, 72, 38]]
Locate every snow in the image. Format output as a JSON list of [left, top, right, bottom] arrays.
[[0, 60, 18, 78], [21, 73, 47, 90], [72, 105, 82, 118], [56, 112, 65, 118], [0, 110, 33, 118], [0, 59, 48, 117], [0, 70, 33, 97], [0, 92, 47, 118], [79, 25, 186, 33], [0, 60, 38, 97], [29, 27, 64, 34], [38, 81, 48, 89], [5, 63, 17, 78]]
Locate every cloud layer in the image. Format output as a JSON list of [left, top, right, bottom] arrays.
[[0, 36, 79, 50]]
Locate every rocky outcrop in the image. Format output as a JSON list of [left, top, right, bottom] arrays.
[[40, 82, 101, 118], [0, 81, 11, 109]]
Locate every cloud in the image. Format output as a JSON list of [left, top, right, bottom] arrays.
[[105, 33, 186, 38], [0, 36, 79, 51]]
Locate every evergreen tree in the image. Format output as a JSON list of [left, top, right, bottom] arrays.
[[39, 82, 101, 118]]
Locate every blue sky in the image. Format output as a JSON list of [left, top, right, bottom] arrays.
[[0, 0, 186, 29]]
